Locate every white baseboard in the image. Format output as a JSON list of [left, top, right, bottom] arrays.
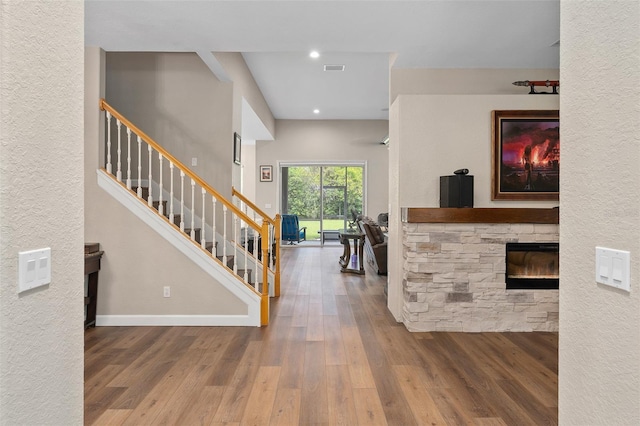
[[96, 314, 258, 327]]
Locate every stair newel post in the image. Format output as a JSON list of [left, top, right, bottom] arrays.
[[169, 162, 174, 224], [260, 221, 270, 326], [212, 198, 217, 255], [190, 179, 196, 240], [201, 188, 206, 249], [136, 136, 142, 197], [116, 119, 122, 182], [179, 171, 185, 232], [105, 111, 112, 174], [274, 213, 281, 297], [158, 153, 164, 216], [222, 205, 228, 267], [126, 127, 132, 189], [147, 145, 153, 207]]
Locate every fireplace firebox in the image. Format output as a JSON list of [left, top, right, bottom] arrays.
[[505, 242, 559, 290]]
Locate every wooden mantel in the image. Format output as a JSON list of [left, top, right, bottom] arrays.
[[402, 207, 559, 224]]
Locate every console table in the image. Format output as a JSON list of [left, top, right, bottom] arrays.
[[339, 231, 365, 275], [84, 243, 104, 328]]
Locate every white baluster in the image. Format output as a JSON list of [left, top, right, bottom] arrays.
[[105, 111, 112, 173], [169, 162, 174, 224], [116, 119, 122, 181], [179, 171, 185, 232], [269, 224, 274, 270], [190, 179, 195, 240], [253, 233, 258, 259], [233, 214, 238, 275], [136, 136, 142, 197], [222, 205, 228, 267], [253, 213, 259, 261], [147, 145, 153, 206], [158, 153, 164, 215], [126, 128, 132, 189], [201, 188, 206, 249], [243, 225, 248, 282], [212, 198, 217, 255]]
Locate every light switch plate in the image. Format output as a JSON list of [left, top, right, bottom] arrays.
[[595, 247, 630, 292], [18, 248, 51, 293]]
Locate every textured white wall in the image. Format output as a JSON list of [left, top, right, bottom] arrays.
[[0, 2, 84, 424], [559, 1, 640, 424]]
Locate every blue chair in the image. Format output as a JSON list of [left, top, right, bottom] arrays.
[[281, 215, 307, 244]]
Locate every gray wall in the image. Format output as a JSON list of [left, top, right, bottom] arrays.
[[106, 52, 234, 199], [0, 2, 84, 424], [87, 50, 247, 318]]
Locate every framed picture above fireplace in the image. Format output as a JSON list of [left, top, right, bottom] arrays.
[[492, 110, 559, 200]]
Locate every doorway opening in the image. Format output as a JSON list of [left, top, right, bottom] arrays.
[[281, 163, 365, 246]]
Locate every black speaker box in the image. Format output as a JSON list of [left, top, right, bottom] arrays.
[[440, 175, 474, 208]]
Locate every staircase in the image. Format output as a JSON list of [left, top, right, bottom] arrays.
[[137, 186, 245, 273], [98, 99, 279, 326]]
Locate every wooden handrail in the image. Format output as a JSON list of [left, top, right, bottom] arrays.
[[100, 99, 259, 231], [231, 187, 275, 226]]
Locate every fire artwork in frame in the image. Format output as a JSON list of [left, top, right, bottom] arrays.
[[492, 110, 559, 201]]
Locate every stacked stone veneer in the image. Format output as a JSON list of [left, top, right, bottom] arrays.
[[402, 222, 559, 332]]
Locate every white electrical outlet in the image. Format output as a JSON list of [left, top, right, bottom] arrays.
[[163, 286, 171, 297]]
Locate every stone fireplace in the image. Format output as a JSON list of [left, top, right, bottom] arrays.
[[401, 208, 559, 332]]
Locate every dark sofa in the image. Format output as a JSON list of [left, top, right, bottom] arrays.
[[357, 217, 387, 275]]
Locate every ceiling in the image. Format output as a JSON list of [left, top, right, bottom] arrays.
[[85, 0, 560, 122]]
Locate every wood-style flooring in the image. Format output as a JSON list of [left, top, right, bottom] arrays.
[[85, 246, 558, 425]]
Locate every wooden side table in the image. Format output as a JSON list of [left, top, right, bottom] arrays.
[[85, 243, 104, 328], [339, 231, 365, 275]]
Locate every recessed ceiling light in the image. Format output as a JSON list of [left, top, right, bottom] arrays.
[[313, 109, 320, 114], [309, 51, 320, 59]]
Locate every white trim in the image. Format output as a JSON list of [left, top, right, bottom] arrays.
[[97, 169, 262, 326], [95, 314, 258, 327]]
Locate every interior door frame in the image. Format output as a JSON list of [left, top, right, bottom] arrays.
[[278, 161, 367, 244]]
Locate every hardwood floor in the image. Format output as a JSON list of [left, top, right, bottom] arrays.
[[85, 246, 558, 425]]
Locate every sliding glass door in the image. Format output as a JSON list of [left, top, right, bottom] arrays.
[[281, 164, 364, 245]]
